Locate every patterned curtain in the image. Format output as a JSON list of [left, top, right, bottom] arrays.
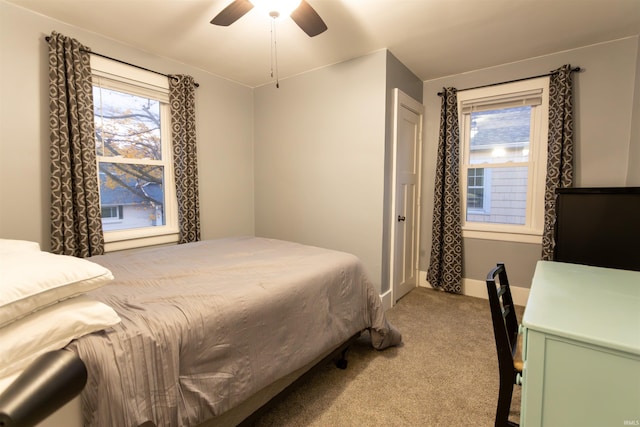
[[48, 31, 104, 257], [427, 88, 463, 294], [541, 65, 575, 260], [169, 75, 201, 244]]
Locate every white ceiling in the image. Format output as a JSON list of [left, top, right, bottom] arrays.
[[7, 0, 640, 88]]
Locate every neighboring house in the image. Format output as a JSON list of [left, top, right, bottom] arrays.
[[99, 175, 164, 231], [466, 106, 530, 225]]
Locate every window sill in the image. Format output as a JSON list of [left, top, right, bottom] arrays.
[[104, 228, 180, 252], [462, 229, 542, 244]]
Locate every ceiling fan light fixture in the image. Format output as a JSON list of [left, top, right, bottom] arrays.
[[249, 0, 302, 18], [211, 0, 327, 38]]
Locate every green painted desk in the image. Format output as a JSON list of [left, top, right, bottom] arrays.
[[520, 261, 640, 426]]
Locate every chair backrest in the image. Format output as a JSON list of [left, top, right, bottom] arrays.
[[486, 263, 519, 372]]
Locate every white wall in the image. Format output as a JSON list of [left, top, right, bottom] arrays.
[[253, 51, 387, 291], [420, 36, 640, 289], [0, 1, 255, 250]]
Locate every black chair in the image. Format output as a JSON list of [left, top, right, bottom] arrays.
[[486, 263, 523, 427]]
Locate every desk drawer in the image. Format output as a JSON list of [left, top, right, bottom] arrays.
[[521, 330, 640, 426]]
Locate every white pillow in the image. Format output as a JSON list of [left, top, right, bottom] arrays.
[[0, 250, 114, 327], [0, 295, 121, 380], [0, 239, 41, 254]]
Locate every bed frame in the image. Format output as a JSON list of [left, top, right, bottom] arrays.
[[0, 334, 359, 427], [207, 332, 360, 427], [0, 350, 86, 427]]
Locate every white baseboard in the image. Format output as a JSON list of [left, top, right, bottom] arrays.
[[417, 270, 529, 307], [380, 289, 393, 311]]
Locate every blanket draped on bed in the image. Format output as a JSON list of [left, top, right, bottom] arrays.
[[67, 237, 401, 426]]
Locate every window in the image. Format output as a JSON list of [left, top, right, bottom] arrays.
[[467, 167, 491, 212], [101, 205, 123, 223], [458, 78, 549, 243], [91, 56, 178, 251]]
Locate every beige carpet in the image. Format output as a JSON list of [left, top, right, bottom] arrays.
[[249, 286, 524, 426]]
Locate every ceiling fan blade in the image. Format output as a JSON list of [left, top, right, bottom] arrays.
[[210, 0, 254, 26], [290, 0, 327, 37]]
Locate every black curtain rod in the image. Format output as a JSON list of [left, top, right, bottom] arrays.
[[44, 36, 199, 88], [437, 66, 581, 96]]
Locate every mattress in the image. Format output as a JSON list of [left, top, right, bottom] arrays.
[[66, 237, 401, 426]]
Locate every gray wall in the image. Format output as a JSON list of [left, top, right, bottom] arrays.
[[0, 1, 256, 250], [253, 50, 388, 292], [420, 36, 640, 288], [381, 51, 423, 293], [629, 38, 640, 185], [253, 50, 423, 295]]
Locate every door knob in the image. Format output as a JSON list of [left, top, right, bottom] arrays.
[[398, 215, 406, 222]]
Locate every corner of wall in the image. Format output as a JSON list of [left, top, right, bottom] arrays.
[[627, 35, 640, 185]]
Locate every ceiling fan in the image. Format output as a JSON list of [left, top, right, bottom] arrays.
[[210, 0, 328, 37]]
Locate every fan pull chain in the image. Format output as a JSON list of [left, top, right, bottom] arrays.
[[270, 17, 280, 88]]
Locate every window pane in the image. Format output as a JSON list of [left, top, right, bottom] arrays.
[[98, 163, 165, 231], [101, 206, 119, 219], [469, 106, 531, 165], [467, 188, 484, 209], [467, 168, 485, 209], [94, 87, 161, 160], [466, 166, 527, 225]]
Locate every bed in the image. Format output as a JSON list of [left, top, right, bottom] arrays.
[[0, 236, 401, 426]]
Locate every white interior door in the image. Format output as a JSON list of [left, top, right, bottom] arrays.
[[391, 89, 423, 303]]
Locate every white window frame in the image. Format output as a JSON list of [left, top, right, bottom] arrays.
[[91, 55, 179, 252], [457, 77, 549, 244]]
